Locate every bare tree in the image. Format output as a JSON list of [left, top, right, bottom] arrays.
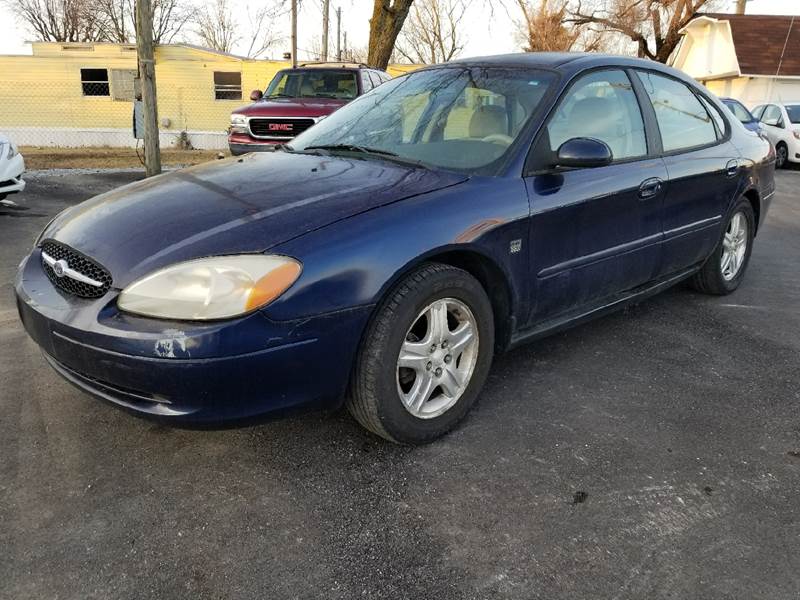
[[9, 0, 107, 41], [150, 0, 192, 43], [568, 0, 718, 62], [516, 0, 606, 52], [194, 0, 239, 53], [396, 0, 467, 64], [244, 1, 285, 58]]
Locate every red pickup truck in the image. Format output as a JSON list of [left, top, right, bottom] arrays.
[[228, 63, 392, 155]]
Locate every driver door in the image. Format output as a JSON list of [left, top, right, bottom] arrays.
[[523, 69, 666, 324]]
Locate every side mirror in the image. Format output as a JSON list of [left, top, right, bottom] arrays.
[[556, 137, 613, 169], [250, 89, 263, 101]]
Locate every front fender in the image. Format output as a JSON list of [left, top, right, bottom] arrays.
[[263, 176, 531, 322]]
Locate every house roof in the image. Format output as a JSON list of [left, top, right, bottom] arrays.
[[699, 13, 800, 77]]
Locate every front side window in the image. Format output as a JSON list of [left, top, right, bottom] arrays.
[[80, 68, 109, 96], [289, 67, 555, 173], [761, 105, 784, 127], [545, 69, 647, 162], [265, 70, 358, 100], [638, 71, 717, 152]]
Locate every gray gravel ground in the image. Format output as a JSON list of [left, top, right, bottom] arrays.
[[1, 169, 799, 600]]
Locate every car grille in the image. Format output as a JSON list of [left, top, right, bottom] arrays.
[[40, 240, 113, 299], [248, 118, 316, 139]]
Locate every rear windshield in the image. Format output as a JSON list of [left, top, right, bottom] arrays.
[[787, 105, 800, 125], [723, 99, 754, 123], [265, 69, 358, 100]]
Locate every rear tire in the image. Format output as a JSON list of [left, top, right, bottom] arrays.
[[347, 263, 494, 444], [690, 197, 755, 295]]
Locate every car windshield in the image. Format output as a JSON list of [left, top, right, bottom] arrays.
[[288, 66, 556, 172], [723, 100, 754, 123], [265, 69, 358, 100], [786, 105, 800, 124]]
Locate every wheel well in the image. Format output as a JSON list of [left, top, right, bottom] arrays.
[[743, 189, 761, 235], [426, 250, 513, 351]]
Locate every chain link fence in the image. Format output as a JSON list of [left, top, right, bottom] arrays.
[[0, 45, 422, 165]]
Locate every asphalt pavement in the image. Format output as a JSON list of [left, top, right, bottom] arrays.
[[1, 168, 799, 599]]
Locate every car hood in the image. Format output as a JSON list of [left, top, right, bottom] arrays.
[[40, 152, 467, 288], [234, 97, 348, 118]]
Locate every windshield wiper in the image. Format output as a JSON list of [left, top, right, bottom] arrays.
[[302, 144, 431, 169], [265, 93, 292, 98], [304, 144, 398, 157]]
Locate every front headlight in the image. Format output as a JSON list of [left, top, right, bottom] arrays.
[[118, 255, 302, 320], [7, 142, 17, 159], [230, 114, 248, 134]]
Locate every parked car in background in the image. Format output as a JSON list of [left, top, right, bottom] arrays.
[[228, 63, 391, 155], [721, 98, 764, 134], [0, 133, 25, 203], [17, 54, 774, 444], [751, 102, 800, 168]]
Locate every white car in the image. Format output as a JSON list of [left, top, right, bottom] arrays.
[[751, 102, 800, 168], [0, 133, 25, 203]]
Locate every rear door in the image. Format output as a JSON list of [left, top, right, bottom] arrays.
[[633, 70, 743, 276], [523, 68, 666, 323]]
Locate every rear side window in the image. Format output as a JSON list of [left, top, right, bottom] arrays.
[[360, 71, 373, 93], [637, 71, 717, 152], [545, 69, 647, 162], [368, 71, 382, 88], [699, 96, 727, 137]]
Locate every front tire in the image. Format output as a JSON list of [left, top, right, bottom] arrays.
[[690, 197, 755, 295], [776, 143, 788, 169], [347, 263, 495, 444]]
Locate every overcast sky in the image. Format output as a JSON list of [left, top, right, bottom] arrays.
[[0, 0, 796, 59]]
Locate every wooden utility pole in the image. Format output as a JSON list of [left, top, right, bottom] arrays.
[[135, 0, 161, 177], [735, 0, 747, 14], [291, 0, 298, 67], [336, 7, 342, 61], [321, 0, 330, 61]]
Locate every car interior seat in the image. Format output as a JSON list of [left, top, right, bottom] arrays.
[[468, 104, 508, 139]]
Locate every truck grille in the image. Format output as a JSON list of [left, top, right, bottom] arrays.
[[248, 118, 316, 139], [40, 240, 113, 299]]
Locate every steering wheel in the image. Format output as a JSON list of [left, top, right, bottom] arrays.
[[481, 134, 514, 146]]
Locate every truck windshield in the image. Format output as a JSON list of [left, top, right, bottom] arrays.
[[265, 70, 358, 100], [289, 66, 555, 173]]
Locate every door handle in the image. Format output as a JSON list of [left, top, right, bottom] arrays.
[[638, 177, 663, 200], [726, 159, 740, 178]]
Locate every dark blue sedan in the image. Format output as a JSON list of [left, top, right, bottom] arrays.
[[16, 54, 775, 444]]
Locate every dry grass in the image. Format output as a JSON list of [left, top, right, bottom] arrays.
[[21, 146, 229, 170]]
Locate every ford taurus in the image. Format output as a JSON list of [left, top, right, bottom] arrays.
[[16, 54, 775, 444]]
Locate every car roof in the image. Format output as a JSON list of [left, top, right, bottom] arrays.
[[431, 52, 696, 82]]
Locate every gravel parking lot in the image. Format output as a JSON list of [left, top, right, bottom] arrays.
[[2, 169, 799, 599]]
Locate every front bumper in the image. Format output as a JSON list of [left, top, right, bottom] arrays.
[[0, 154, 25, 196], [15, 250, 371, 425], [228, 133, 285, 156]]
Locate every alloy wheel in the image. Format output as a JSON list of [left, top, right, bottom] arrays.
[[776, 145, 787, 168], [396, 298, 479, 419], [720, 211, 749, 281]]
